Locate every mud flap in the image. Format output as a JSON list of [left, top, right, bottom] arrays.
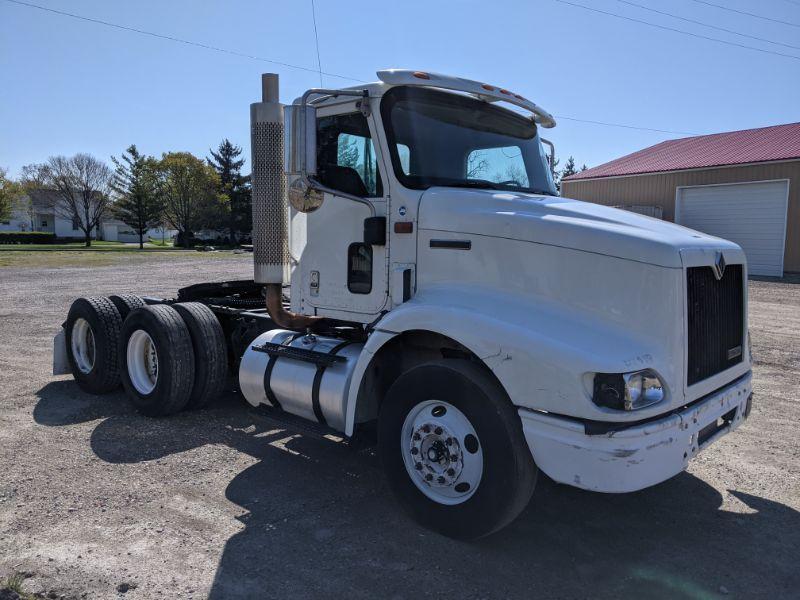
[[53, 328, 70, 375]]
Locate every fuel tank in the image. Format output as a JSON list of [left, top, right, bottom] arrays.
[[238, 329, 364, 432]]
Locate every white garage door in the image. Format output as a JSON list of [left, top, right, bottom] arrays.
[[676, 180, 789, 277]]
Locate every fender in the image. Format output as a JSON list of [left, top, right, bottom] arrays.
[[344, 284, 683, 436]]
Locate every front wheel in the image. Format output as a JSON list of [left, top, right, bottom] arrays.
[[378, 360, 537, 540]]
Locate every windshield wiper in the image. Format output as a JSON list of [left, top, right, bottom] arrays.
[[439, 179, 504, 190], [525, 188, 557, 196]]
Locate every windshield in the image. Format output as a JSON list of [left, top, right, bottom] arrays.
[[380, 86, 557, 196]]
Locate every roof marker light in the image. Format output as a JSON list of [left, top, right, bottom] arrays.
[[412, 71, 431, 80], [481, 84, 495, 91], [499, 89, 511, 95]]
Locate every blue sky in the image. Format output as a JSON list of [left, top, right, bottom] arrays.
[[1, 0, 799, 176]]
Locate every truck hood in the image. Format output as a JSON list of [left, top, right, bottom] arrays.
[[418, 188, 741, 268]]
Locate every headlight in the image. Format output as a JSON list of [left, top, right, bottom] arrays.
[[593, 369, 665, 411]]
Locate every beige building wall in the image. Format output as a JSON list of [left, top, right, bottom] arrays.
[[561, 160, 800, 273]]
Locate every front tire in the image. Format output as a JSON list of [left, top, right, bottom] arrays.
[[119, 305, 195, 417], [378, 360, 537, 539]]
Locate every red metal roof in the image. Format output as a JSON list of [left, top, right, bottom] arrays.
[[565, 122, 800, 181]]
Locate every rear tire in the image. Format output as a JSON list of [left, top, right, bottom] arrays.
[[109, 294, 146, 320], [378, 360, 537, 540], [119, 305, 195, 417], [173, 302, 228, 409], [65, 297, 123, 394]]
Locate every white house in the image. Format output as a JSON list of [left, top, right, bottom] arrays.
[[101, 219, 177, 243], [0, 189, 94, 239], [1, 189, 176, 242]]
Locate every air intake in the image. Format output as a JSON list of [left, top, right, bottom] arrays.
[[250, 73, 288, 284]]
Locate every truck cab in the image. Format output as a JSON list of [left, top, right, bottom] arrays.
[[58, 70, 754, 539]]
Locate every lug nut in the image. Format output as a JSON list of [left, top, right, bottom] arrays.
[[434, 427, 443, 435], [415, 462, 422, 470], [445, 437, 453, 446], [410, 447, 419, 455], [437, 476, 445, 484], [422, 425, 431, 433], [447, 468, 455, 476], [413, 433, 421, 441], [425, 474, 433, 481]]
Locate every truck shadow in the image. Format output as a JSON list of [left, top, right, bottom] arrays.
[[34, 381, 799, 599]]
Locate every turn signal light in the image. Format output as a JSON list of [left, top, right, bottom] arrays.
[[412, 71, 430, 80]]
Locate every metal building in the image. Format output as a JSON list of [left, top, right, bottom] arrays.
[[562, 122, 800, 276]]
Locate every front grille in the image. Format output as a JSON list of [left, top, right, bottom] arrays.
[[686, 264, 744, 385]]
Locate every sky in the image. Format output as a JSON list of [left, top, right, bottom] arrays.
[[1, 0, 799, 176]]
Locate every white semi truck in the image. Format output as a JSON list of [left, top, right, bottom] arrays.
[[55, 70, 753, 539]]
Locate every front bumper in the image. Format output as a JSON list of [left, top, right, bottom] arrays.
[[520, 372, 753, 493]]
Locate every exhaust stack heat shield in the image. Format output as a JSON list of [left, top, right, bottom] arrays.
[[250, 73, 289, 284]]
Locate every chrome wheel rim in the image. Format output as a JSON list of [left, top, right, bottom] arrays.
[[401, 400, 483, 505], [127, 330, 158, 394], [70, 318, 95, 374]]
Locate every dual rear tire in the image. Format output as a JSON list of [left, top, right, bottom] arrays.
[[65, 297, 227, 416]]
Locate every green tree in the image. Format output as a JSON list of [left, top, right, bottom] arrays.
[[111, 145, 164, 249], [561, 156, 578, 181], [0, 167, 20, 222], [208, 139, 251, 243], [158, 152, 225, 248]]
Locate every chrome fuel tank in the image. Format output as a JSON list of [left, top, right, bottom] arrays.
[[238, 329, 364, 432]]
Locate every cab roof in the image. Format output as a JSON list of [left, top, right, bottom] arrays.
[[298, 69, 556, 128]]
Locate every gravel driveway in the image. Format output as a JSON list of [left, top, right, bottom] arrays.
[[1, 255, 798, 599]]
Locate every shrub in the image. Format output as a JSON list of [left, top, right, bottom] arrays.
[[0, 231, 58, 244]]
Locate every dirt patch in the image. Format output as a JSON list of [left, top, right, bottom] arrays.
[[1, 257, 798, 599]]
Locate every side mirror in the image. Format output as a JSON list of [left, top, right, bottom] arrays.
[[288, 177, 324, 213], [284, 104, 317, 177]]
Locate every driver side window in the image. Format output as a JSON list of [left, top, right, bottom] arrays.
[[317, 112, 382, 197], [466, 146, 529, 187]]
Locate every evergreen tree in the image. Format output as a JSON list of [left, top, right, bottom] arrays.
[[561, 156, 578, 180], [111, 145, 164, 249], [208, 139, 250, 243]]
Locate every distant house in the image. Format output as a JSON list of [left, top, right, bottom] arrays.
[[0, 189, 94, 239], [101, 219, 177, 243], [1, 188, 176, 242], [562, 122, 800, 276]]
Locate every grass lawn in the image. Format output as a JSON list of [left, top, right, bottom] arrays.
[[0, 240, 181, 251], [0, 249, 247, 268]]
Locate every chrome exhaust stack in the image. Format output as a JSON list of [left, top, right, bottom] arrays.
[[251, 73, 322, 329], [250, 73, 289, 286]]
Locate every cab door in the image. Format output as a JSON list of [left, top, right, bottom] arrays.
[[296, 102, 389, 321]]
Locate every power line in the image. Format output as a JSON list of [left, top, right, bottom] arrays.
[[310, 0, 323, 87], [615, 0, 800, 51], [1, 0, 715, 137], [554, 0, 800, 61], [688, 0, 800, 28], [554, 115, 702, 136], [0, 0, 365, 83]]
